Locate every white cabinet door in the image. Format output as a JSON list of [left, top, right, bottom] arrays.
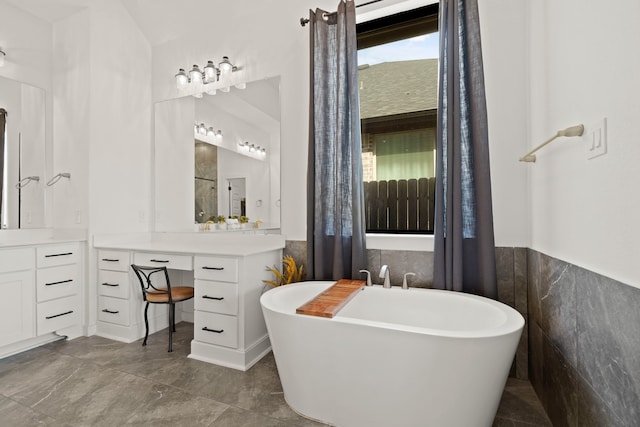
[[0, 270, 35, 347]]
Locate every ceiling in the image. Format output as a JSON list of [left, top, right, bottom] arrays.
[[4, 0, 436, 47]]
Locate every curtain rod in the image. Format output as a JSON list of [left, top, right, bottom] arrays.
[[300, 0, 382, 26]]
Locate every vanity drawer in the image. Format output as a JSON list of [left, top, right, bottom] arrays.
[[37, 294, 80, 335], [98, 270, 131, 299], [0, 248, 34, 273], [37, 243, 80, 268], [37, 264, 79, 302], [194, 256, 238, 283], [98, 250, 131, 272], [98, 296, 131, 326], [134, 252, 192, 271], [194, 280, 238, 315], [194, 311, 238, 349]]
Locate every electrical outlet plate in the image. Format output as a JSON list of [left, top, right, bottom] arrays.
[[587, 117, 607, 160]]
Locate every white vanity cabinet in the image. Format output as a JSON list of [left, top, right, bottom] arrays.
[[0, 239, 85, 358], [35, 243, 82, 335], [96, 250, 138, 341], [190, 250, 281, 370], [93, 233, 284, 370], [0, 248, 35, 347]]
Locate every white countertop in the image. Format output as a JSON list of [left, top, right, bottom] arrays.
[[0, 229, 87, 248], [93, 232, 286, 257]]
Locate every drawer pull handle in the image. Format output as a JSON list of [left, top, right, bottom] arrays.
[[202, 327, 224, 334], [202, 295, 224, 301], [101, 309, 120, 314], [45, 252, 73, 258], [102, 258, 120, 262], [46, 310, 73, 319], [202, 266, 224, 271], [150, 259, 170, 263], [101, 282, 120, 287], [45, 279, 73, 286]]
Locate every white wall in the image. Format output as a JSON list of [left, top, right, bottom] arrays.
[[87, 0, 152, 235], [478, 0, 529, 247], [53, 9, 90, 229], [527, 0, 640, 288]]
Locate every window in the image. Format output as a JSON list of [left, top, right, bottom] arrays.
[[357, 4, 439, 234]]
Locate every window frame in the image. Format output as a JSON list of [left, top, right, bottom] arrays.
[[357, 3, 440, 238]]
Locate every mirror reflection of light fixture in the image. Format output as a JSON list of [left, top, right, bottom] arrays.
[[195, 122, 221, 140], [238, 141, 267, 157], [175, 56, 239, 93], [0, 49, 5, 67]]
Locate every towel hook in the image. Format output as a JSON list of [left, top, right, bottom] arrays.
[[46, 172, 71, 186]]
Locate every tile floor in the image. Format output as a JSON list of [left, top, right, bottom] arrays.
[[0, 323, 551, 426]]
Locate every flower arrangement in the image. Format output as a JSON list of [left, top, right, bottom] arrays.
[[264, 255, 305, 287]]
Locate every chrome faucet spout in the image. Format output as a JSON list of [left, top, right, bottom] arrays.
[[359, 269, 373, 286], [379, 265, 391, 288]]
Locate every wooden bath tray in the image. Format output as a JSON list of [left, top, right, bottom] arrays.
[[296, 279, 365, 318]]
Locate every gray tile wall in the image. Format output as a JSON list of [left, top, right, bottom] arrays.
[[528, 249, 640, 426], [496, 247, 529, 380]]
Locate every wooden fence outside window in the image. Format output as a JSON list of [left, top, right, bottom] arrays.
[[363, 177, 436, 233]]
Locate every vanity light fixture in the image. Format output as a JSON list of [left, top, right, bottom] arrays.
[[0, 49, 5, 67], [219, 56, 237, 74], [175, 56, 238, 92]]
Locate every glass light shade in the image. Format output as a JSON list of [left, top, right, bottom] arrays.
[[175, 68, 188, 89], [203, 61, 217, 83], [219, 56, 233, 74], [198, 123, 206, 134], [216, 130, 223, 137], [189, 65, 203, 84], [207, 127, 215, 136]]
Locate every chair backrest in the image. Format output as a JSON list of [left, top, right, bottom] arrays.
[[131, 265, 173, 302]]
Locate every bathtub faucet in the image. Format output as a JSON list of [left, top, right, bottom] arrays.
[[379, 265, 391, 288], [359, 270, 373, 286]]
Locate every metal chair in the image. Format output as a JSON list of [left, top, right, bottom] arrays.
[[131, 265, 194, 352]]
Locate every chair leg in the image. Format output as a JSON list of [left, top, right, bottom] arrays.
[[168, 303, 174, 353], [143, 302, 150, 346], [172, 304, 177, 332]]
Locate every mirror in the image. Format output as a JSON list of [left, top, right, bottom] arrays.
[[154, 76, 281, 231], [0, 76, 47, 229]]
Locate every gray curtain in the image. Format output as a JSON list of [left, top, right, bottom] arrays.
[[0, 108, 6, 221], [307, 0, 367, 280], [434, 0, 497, 298]]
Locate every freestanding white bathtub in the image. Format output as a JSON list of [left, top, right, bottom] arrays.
[[261, 281, 524, 427]]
